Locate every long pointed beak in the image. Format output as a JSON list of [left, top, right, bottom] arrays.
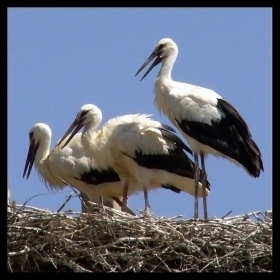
[[135, 51, 163, 81], [58, 118, 85, 149], [23, 139, 39, 179]]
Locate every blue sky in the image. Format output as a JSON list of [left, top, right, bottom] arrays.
[[8, 8, 272, 219]]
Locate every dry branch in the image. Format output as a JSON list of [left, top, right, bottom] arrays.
[[7, 203, 272, 272]]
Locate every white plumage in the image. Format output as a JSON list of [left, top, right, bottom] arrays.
[[23, 123, 136, 215], [58, 104, 210, 214], [136, 37, 264, 219]]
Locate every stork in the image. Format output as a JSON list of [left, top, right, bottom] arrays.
[[135, 37, 264, 220], [57, 104, 210, 214], [23, 123, 136, 215]]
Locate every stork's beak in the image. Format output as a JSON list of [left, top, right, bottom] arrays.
[[58, 118, 85, 149], [135, 50, 163, 81], [23, 138, 39, 179]]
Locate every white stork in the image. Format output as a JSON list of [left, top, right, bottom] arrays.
[[135, 37, 264, 220], [23, 123, 136, 215], [57, 104, 210, 214]]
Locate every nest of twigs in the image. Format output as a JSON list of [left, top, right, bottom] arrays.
[[7, 200, 272, 273]]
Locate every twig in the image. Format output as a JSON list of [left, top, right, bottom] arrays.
[[221, 210, 232, 219], [56, 176, 89, 211], [56, 193, 74, 213], [8, 246, 30, 257]]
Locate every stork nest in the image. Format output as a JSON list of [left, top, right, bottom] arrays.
[[7, 200, 272, 273]]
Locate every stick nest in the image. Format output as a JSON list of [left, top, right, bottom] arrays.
[[7, 203, 272, 272]]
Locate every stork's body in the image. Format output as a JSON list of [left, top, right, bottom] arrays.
[[58, 104, 210, 214], [23, 123, 136, 215], [136, 38, 264, 219]]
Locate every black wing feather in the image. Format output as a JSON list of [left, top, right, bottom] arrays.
[[175, 98, 263, 177], [75, 167, 120, 185]]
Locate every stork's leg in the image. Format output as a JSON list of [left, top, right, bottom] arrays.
[[143, 186, 151, 213], [194, 153, 199, 219], [112, 197, 136, 216], [99, 195, 105, 212], [200, 152, 208, 220], [121, 182, 128, 213]]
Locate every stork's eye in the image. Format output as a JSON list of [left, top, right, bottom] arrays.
[[157, 44, 165, 52], [80, 110, 89, 117]]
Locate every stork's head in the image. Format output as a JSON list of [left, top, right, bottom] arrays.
[[135, 38, 178, 81], [23, 123, 51, 179], [58, 104, 102, 149]]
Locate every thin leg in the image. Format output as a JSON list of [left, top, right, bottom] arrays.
[[99, 195, 105, 212], [121, 182, 128, 213], [112, 197, 136, 216], [194, 153, 199, 219], [200, 152, 208, 220], [143, 186, 151, 213]]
